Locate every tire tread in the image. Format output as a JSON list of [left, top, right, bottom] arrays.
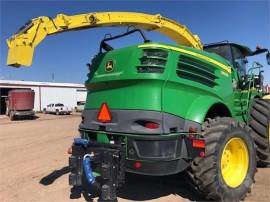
[[249, 98, 270, 167]]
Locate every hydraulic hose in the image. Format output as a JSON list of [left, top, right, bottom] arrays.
[[83, 154, 96, 185], [73, 138, 95, 185]]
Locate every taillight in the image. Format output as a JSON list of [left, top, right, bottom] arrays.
[[192, 139, 205, 149], [134, 162, 142, 169], [136, 120, 160, 129], [144, 122, 159, 129], [199, 151, 205, 158]]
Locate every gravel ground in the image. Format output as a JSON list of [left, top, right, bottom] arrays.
[[0, 114, 269, 202]]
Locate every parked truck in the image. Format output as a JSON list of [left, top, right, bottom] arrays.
[[6, 89, 35, 120], [75, 101, 85, 112], [6, 12, 270, 202], [43, 103, 72, 115]]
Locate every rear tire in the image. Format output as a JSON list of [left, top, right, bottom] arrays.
[[9, 111, 15, 121], [249, 98, 270, 167], [56, 110, 60, 115], [188, 118, 256, 202]]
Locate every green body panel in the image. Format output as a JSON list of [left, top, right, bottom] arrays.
[[85, 42, 262, 126], [160, 49, 234, 123], [85, 45, 167, 111]]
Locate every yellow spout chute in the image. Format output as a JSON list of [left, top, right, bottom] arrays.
[[7, 12, 203, 67]]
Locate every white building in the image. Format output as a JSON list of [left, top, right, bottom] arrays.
[[0, 80, 87, 114]]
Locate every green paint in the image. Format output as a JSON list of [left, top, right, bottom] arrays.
[[97, 133, 109, 143], [93, 172, 101, 177], [85, 42, 264, 126]]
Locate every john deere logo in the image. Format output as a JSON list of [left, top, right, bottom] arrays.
[[105, 60, 114, 72]]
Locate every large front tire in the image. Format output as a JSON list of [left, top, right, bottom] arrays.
[[249, 98, 270, 167], [188, 118, 256, 202]]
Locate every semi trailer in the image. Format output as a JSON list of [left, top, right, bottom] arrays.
[[6, 12, 270, 202], [6, 89, 35, 120]]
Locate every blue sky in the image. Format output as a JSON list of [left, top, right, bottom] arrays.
[[0, 0, 269, 84]]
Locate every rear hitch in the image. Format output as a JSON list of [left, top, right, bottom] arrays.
[[69, 138, 125, 202]]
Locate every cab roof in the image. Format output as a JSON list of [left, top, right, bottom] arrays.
[[204, 42, 253, 56]]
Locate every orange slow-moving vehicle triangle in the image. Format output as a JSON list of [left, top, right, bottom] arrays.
[[97, 103, 112, 122]]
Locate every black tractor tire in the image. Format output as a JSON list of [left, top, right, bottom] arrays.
[[188, 117, 256, 202], [249, 98, 270, 167]]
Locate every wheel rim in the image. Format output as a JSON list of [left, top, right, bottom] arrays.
[[268, 122, 270, 144], [221, 137, 249, 188]]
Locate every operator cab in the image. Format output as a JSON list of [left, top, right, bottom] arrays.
[[204, 42, 252, 77], [204, 42, 270, 90]]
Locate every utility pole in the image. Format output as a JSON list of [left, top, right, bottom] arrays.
[[52, 73, 55, 82]]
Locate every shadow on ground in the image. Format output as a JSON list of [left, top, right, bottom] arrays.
[[118, 172, 204, 201], [40, 166, 70, 185], [39, 166, 204, 201], [13, 115, 40, 121]]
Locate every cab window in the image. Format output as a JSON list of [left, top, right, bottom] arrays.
[[232, 46, 247, 77], [204, 45, 233, 65]]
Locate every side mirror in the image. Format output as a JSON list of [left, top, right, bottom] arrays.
[[266, 52, 270, 65]]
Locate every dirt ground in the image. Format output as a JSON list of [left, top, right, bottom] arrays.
[[0, 114, 269, 202]]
